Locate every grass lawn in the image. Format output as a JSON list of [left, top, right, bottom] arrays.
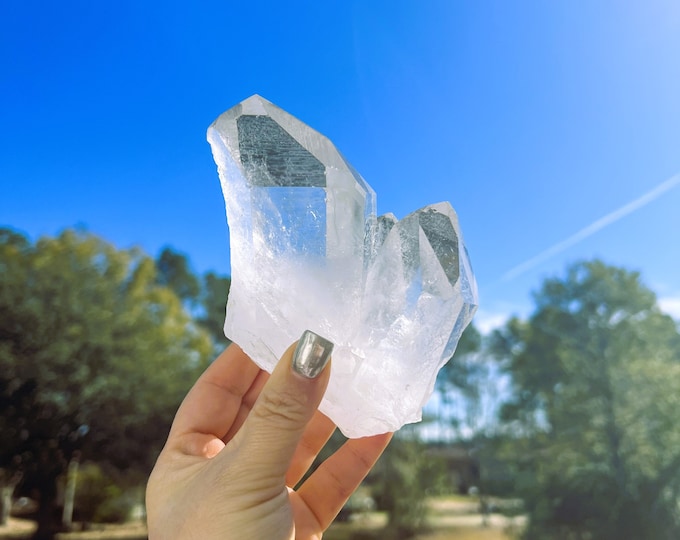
[[323, 502, 519, 540], [325, 523, 513, 540], [422, 528, 513, 540], [1, 496, 521, 540]]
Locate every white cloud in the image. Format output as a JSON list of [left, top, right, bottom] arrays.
[[659, 296, 680, 320], [474, 310, 511, 334]]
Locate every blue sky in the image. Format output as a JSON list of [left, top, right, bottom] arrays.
[[2, 1, 680, 332]]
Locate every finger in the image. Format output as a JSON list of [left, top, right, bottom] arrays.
[[168, 344, 262, 448], [285, 411, 336, 488], [222, 369, 269, 443], [227, 330, 333, 484], [295, 432, 392, 531]]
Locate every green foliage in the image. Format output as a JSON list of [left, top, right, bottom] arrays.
[[197, 271, 231, 349], [372, 434, 438, 539], [0, 228, 213, 536], [155, 247, 200, 303], [434, 324, 486, 435], [472, 434, 531, 498], [437, 324, 482, 396], [492, 260, 680, 539], [73, 463, 131, 523], [153, 248, 231, 350]]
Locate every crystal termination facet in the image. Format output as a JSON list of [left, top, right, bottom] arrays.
[[207, 95, 478, 438]]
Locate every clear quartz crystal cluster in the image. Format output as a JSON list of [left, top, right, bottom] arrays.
[[207, 95, 478, 438]]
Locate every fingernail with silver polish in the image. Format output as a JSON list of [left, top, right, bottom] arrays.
[[292, 330, 334, 379]]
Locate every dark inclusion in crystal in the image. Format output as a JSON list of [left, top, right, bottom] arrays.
[[419, 209, 460, 287], [237, 115, 326, 187]]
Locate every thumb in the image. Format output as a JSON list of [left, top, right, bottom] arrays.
[[232, 330, 333, 483]]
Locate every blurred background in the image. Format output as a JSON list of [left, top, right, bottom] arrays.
[[1, 1, 679, 539]]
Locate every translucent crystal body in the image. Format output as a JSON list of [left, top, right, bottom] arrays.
[[207, 95, 478, 437]]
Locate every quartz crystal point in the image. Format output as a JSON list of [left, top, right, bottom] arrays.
[[207, 95, 478, 438]]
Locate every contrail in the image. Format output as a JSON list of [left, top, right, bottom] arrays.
[[501, 172, 680, 282]]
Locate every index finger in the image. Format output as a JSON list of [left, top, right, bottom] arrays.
[[293, 433, 393, 533], [168, 343, 263, 444]]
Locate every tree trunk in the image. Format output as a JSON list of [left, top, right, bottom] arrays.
[[61, 458, 79, 529], [32, 477, 59, 540], [0, 485, 13, 526]]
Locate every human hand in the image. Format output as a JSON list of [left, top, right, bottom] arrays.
[[146, 330, 392, 539]]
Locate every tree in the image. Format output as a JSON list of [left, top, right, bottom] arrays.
[[372, 432, 445, 539], [155, 246, 200, 304], [433, 324, 496, 439], [0, 229, 213, 539], [197, 271, 231, 349], [492, 260, 680, 539], [437, 324, 482, 399], [154, 248, 231, 350]]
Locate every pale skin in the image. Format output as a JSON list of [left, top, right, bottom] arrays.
[[146, 341, 393, 539]]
